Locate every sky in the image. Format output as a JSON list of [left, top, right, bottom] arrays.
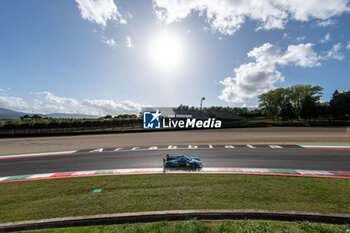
[[0, 0, 350, 116]]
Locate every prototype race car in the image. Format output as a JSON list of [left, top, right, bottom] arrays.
[[163, 154, 203, 168]]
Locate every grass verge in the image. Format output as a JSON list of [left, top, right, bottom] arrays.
[[24, 220, 350, 233], [0, 174, 350, 223]]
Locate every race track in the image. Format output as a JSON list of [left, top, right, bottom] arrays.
[[0, 127, 349, 155], [1, 144, 350, 177]]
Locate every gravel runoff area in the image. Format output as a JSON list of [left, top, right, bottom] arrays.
[[0, 127, 349, 154]]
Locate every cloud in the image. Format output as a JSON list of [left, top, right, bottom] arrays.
[[280, 43, 321, 67], [317, 19, 336, 27], [126, 12, 133, 19], [219, 43, 326, 103], [296, 36, 306, 42], [36, 91, 79, 106], [33, 99, 43, 105], [82, 99, 150, 115], [0, 96, 29, 111], [42, 104, 69, 113], [346, 41, 350, 50], [126, 36, 134, 48], [320, 33, 331, 43], [0, 88, 5, 96], [321, 43, 344, 60], [75, 0, 125, 27], [119, 18, 127, 24], [102, 38, 116, 46], [0, 90, 151, 116], [153, 0, 350, 35]]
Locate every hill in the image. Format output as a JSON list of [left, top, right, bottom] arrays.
[[0, 107, 98, 119]]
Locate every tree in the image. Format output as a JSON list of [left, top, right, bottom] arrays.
[[300, 95, 318, 121], [178, 104, 189, 110], [280, 102, 296, 122], [317, 102, 330, 120], [329, 90, 350, 119], [259, 93, 278, 120], [333, 90, 339, 97], [286, 85, 323, 119], [258, 85, 324, 120], [104, 115, 112, 119], [258, 88, 287, 120], [31, 114, 42, 120], [20, 115, 31, 120]]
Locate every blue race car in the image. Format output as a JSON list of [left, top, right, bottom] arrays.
[[163, 154, 203, 168]]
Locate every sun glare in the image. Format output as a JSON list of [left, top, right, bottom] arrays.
[[149, 31, 184, 72]]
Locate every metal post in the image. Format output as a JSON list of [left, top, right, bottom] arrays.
[[200, 97, 205, 110]]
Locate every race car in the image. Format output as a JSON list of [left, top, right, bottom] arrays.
[[163, 154, 203, 168]]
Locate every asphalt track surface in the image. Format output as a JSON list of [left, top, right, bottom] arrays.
[[1, 145, 350, 177], [1, 127, 349, 155]]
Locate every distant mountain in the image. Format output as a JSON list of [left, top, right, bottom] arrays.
[[46, 113, 99, 119], [0, 107, 99, 120], [0, 107, 27, 120]]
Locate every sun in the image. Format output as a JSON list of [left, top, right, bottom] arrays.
[[149, 31, 184, 72]]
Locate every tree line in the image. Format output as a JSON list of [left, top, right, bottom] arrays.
[[177, 105, 262, 118], [258, 85, 350, 121], [0, 114, 141, 130]]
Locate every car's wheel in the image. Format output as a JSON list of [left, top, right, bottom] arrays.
[[186, 162, 190, 167]]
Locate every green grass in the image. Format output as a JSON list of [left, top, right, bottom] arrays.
[[1, 174, 350, 223], [24, 220, 350, 233]]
